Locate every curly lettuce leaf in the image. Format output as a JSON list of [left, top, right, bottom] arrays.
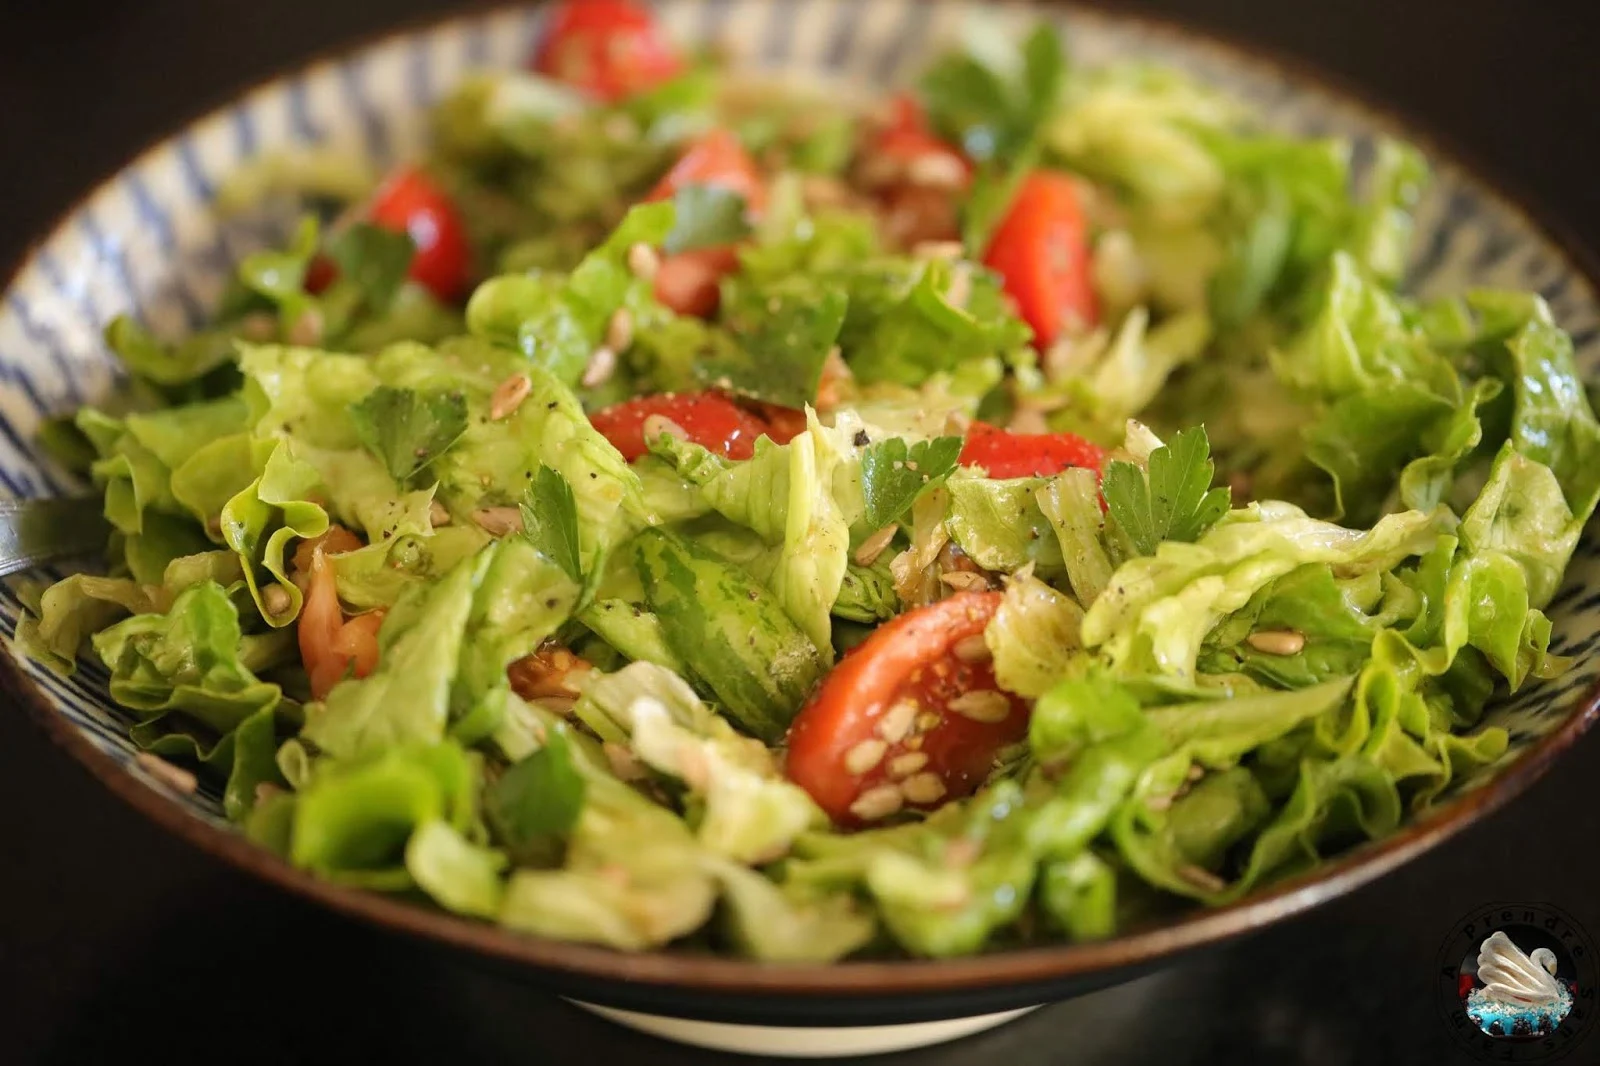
[[288, 741, 480, 889], [1082, 502, 1443, 679], [984, 569, 1086, 698], [299, 550, 483, 761], [944, 472, 1065, 574], [579, 662, 823, 863], [710, 860, 875, 962], [465, 202, 676, 385]]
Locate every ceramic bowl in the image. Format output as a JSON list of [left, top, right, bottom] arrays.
[[4, 0, 1599, 1057]]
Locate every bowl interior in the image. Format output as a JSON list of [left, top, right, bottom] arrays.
[[2, 0, 1599, 1010]]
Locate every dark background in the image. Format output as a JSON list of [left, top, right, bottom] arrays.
[[3, 1, 1599, 1063]]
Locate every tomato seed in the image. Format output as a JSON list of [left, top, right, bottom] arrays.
[[429, 499, 451, 527]]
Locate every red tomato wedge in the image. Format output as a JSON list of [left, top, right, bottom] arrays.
[[530, 0, 684, 102], [589, 391, 774, 462], [958, 422, 1108, 479], [871, 93, 972, 190], [644, 130, 766, 315], [299, 548, 385, 701], [785, 592, 1030, 827], [366, 166, 472, 302], [983, 171, 1098, 347], [645, 128, 767, 212], [303, 253, 338, 296], [749, 402, 808, 445], [652, 245, 738, 318]]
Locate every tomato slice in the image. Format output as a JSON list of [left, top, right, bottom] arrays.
[[785, 592, 1030, 827], [303, 253, 338, 296], [645, 128, 767, 213], [366, 166, 472, 302], [530, 0, 684, 102], [652, 245, 738, 318], [958, 422, 1107, 479], [643, 130, 766, 316], [750, 402, 808, 445], [589, 391, 774, 462], [982, 171, 1098, 347], [299, 548, 385, 701], [879, 94, 971, 184]]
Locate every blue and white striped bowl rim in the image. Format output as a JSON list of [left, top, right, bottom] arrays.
[[1, 0, 1596, 837]]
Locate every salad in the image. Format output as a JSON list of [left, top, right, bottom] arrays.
[[17, 0, 1600, 961]]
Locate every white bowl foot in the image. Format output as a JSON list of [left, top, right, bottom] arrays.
[[569, 1000, 1039, 1057]]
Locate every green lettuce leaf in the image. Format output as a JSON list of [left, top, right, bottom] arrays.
[[984, 569, 1086, 698], [578, 662, 823, 863], [288, 741, 479, 888], [1082, 502, 1443, 679], [710, 860, 875, 962]]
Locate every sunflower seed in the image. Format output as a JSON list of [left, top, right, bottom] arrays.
[[953, 634, 992, 663], [489, 373, 533, 420], [844, 739, 889, 775], [849, 785, 904, 822], [1246, 629, 1306, 656], [641, 414, 687, 444], [877, 699, 919, 744], [899, 772, 947, 805], [940, 570, 991, 592], [626, 242, 660, 280], [472, 507, 524, 536], [947, 690, 1012, 724], [1177, 864, 1228, 893], [906, 152, 968, 189], [604, 742, 648, 782], [581, 346, 617, 388], [260, 583, 291, 617], [853, 525, 899, 567], [605, 308, 635, 353], [887, 752, 929, 778]]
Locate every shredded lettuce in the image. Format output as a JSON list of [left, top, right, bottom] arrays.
[[21, 17, 1599, 962]]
